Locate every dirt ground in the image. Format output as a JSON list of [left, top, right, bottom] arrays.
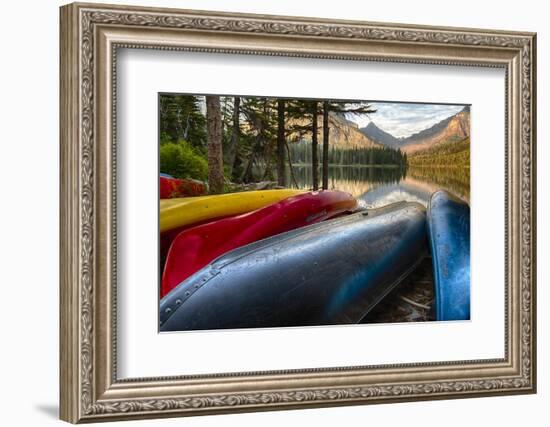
[[361, 256, 435, 324]]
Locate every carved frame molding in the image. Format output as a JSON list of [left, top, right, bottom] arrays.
[[60, 2, 536, 423]]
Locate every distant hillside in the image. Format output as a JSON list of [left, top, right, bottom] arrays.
[[408, 137, 470, 167], [290, 113, 383, 150], [359, 106, 470, 154]]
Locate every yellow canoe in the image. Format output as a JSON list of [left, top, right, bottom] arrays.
[[160, 189, 304, 232]]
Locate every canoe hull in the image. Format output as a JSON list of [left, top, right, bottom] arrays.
[[161, 190, 357, 297], [427, 190, 470, 321], [159, 189, 303, 232], [160, 202, 428, 331]]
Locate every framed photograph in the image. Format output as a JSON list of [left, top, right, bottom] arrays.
[[60, 2, 536, 423]]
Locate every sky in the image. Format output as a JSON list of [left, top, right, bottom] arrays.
[[346, 102, 466, 138]]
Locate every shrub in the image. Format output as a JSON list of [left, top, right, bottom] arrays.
[[159, 140, 208, 181]]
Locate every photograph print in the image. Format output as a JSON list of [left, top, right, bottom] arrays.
[[158, 94, 471, 332]]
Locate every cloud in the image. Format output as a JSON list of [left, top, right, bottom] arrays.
[[348, 102, 465, 138]]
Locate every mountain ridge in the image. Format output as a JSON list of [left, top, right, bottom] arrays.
[[360, 122, 403, 148], [359, 106, 470, 154]]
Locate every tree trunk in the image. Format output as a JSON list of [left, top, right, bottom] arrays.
[[262, 135, 274, 181], [311, 102, 319, 191], [182, 113, 190, 140], [322, 101, 330, 190], [242, 138, 261, 183], [225, 96, 240, 177], [241, 152, 255, 183], [277, 99, 287, 187], [285, 140, 299, 188], [206, 95, 224, 194]]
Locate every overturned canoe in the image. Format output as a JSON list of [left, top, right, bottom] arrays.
[[427, 190, 470, 321], [160, 176, 207, 199], [160, 202, 428, 331], [161, 190, 358, 297], [159, 189, 303, 232]]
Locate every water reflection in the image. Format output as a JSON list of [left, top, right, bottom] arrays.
[[289, 165, 469, 207]]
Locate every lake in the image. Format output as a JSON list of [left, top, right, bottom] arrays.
[[288, 165, 469, 208]]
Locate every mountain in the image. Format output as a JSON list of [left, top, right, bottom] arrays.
[[329, 113, 383, 149], [359, 122, 402, 148], [290, 113, 383, 149], [359, 106, 470, 154], [402, 106, 470, 153]]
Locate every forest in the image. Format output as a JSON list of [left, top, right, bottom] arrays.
[[289, 142, 407, 167], [408, 137, 470, 167], [159, 94, 408, 193]]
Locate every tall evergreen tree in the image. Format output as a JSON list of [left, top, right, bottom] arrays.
[[277, 99, 287, 187], [206, 95, 224, 194], [239, 97, 277, 183], [311, 101, 319, 191], [322, 101, 330, 190], [225, 96, 240, 176], [159, 94, 206, 149]]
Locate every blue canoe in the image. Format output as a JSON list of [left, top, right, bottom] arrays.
[[427, 190, 470, 321], [160, 201, 428, 331]]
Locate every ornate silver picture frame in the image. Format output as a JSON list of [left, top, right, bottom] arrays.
[[60, 2, 536, 423]]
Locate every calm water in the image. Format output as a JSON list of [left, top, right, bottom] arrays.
[[288, 165, 470, 207]]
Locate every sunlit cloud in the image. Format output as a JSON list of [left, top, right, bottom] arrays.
[[347, 102, 466, 138]]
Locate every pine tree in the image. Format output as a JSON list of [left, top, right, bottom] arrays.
[[206, 95, 224, 194], [159, 94, 206, 149]]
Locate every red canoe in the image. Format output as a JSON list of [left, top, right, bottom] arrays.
[[161, 190, 357, 297], [160, 176, 206, 199]]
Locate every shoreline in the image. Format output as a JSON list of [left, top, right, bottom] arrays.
[[292, 163, 405, 168], [291, 163, 469, 169], [408, 164, 470, 168]]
